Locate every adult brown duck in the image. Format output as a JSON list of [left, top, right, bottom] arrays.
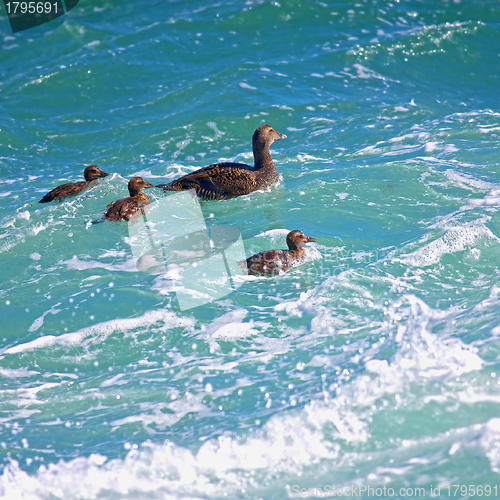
[[157, 124, 286, 200], [39, 165, 109, 203]]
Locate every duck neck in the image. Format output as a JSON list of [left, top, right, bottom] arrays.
[[253, 143, 274, 171], [287, 245, 304, 258], [129, 187, 141, 197]]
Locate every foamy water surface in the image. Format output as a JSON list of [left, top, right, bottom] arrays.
[[1, 1, 500, 499]]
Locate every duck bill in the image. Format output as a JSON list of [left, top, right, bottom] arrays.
[[276, 132, 287, 140], [144, 182, 156, 189], [305, 236, 317, 243], [99, 170, 110, 178]]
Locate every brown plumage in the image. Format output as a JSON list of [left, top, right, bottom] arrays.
[[39, 165, 109, 203], [104, 177, 156, 222], [157, 124, 287, 200], [243, 230, 317, 276]]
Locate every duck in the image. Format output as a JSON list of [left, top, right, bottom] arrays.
[[243, 230, 317, 276], [39, 165, 109, 203], [157, 124, 286, 200], [104, 177, 156, 222]]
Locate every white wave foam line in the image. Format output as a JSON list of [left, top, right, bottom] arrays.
[[1, 309, 194, 356], [151, 267, 246, 304], [479, 418, 500, 473], [424, 141, 440, 152], [382, 144, 423, 157], [400, 222, 498, 267], [206, 121, 225, 139], [274, 288, 324, 319], [342, 63, 387, 80], [239, 81, 256, 90], [201, 309, 259, 340], [151, 269, 194, 296], [479, 126, 500, 134], [1, 382, 61, 404], [462, 189, 500, 210], [443, 169, 495, 192], [126, 169, 165, 179], [355, 141, 422, 157], [110, 391, 209, 432], [192, 309, 261, 354], [187, 309, 293, 368], [254, 228, 289, 240], [60, 255, 137, 272], [295, 153, 330, 162], [364, 323, 481, 384], [0, 367, 38, 378], [0, 396, 365, 500]]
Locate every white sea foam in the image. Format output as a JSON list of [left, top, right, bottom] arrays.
[[479, 418, 500, 472], [296, 153, 330, 162], [277, 283, 483, 391], [400, 222, 498, 267], [127, 169, 164, 179], [479, 126, 500, 134], [255, 228, 289, 239], [461, 188, 500, 211], [209, 319, 259, 340], [373, 295, 481, 380], [2, 309, 193, 356], [0, 367, 38, 378], [443, 169, 494, 191], [60, 255, 137, 272], [239, 82, 256, 90], [355, 137, 423, 157], [424, 141, 439, 152], [352, 63, 385, 80], [0, 393, 365, 499]]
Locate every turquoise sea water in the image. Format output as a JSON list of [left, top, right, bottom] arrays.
[[1, 1, 500, 498]]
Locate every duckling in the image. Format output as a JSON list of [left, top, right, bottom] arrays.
[[39, 165, 109, 203], [104, 177, 155, 222], [243, 230, 317, 276]]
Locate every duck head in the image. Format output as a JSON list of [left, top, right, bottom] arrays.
[[128, 176, 156, 196], [286, 230, 317, 251], [252, 124, 287, 157], [84, 165, 109, 181]]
